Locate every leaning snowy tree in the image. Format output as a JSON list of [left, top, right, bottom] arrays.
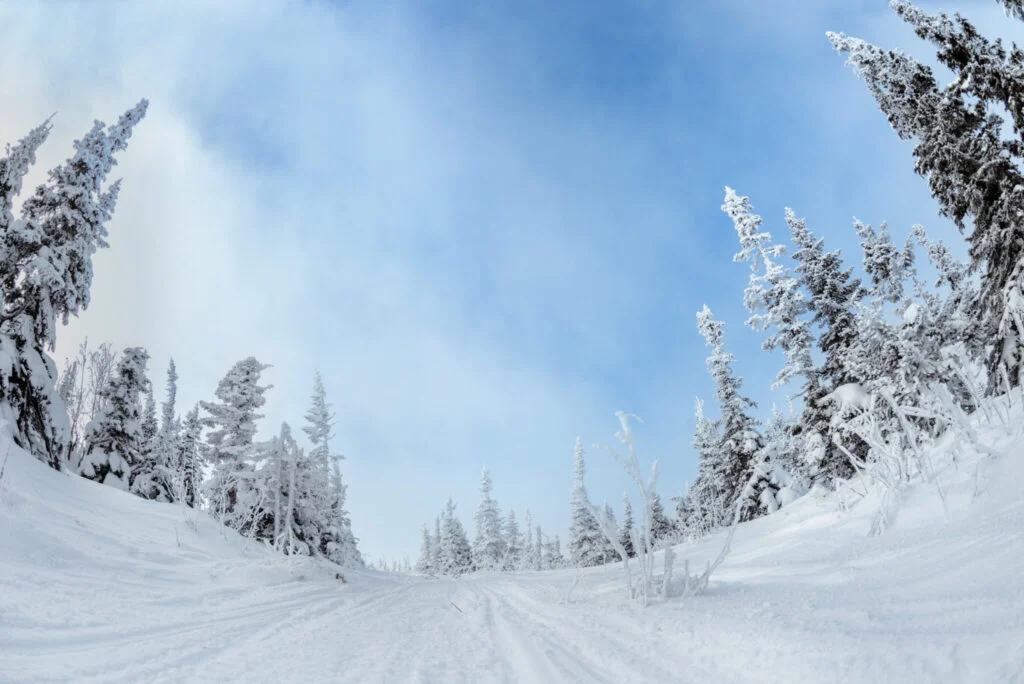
[[696, 306, 775, 521], [0, 101, 147, 469], [201, 357, 272, 527], [78, 347, 150, 490], [830, 1, 1024, 388]]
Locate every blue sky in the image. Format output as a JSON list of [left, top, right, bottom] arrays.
[[1, 0, 1018, 561]]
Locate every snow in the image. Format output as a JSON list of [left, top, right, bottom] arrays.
[[2, 424, 1023, 683]]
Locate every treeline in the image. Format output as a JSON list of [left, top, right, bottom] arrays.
[[0, 102, 361, 568]]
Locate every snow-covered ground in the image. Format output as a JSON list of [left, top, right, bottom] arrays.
[[2, 431, 1022, 684]]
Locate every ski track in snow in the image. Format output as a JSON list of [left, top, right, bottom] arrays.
[[2, 433, 1024, 683]]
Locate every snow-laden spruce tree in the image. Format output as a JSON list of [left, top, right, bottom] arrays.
[[687, 398, 726, 537], [599, 503, 620, 564], [0, 102, 147, 469], [501, 508, 522, 571], [415, 525, 436, 574], [79, 347, 150, 490], [176, 405, 202, 508], [648, 491, 675, 548], [830, 3, 1024, 387], [533, 525, 544, 571], [521, 509, 536, 571], [785, 210, 867, 483], [432, 515, 443, 572], [569, 437, 605, 567], [302, 372, 361, 566], [543, 534, 565, 569], [619, 493, 635, 558], [696, 306, 775, 522], [147, 359, 181, 492], [131, 377, 175, 502], [472, 467, 505, 571], [438, 497, 472, 576], [201, 357, 272, 526]]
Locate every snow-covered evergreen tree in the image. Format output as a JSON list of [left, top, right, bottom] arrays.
[[600, 503, 620, 564], [697, 306, 769, 522], [543, 534, 565, 569], [432, 516, 442, 572], [472, 467, 505, 571], [830, 6, 1024, 387], [533, 525, 544, 571], [569, 437, 604, 567], [176, 405, 202, 508], [79, 348, 150, 490], [302, 371, 361, 567], [785, 211, 866, 483], [648, 491, 675, 548], [619, 493, 635, 558], [438, 497, 472, 576], [502, 508, 522, 571], [201, 357, 271, 526], [415, 525, 435, 574], [522, 509, 535, 571], [0, 102, 147, 469]]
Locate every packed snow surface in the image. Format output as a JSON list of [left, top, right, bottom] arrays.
[[1, 434, 1022, 683]]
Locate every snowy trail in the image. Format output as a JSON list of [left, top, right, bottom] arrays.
[[3, 441, 1024, 683]]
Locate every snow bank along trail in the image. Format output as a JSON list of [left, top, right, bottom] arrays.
[[2, 438, 1022, 683]]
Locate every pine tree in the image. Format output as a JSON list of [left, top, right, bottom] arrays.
[[689, 397, 726, 535], [201, 357, 271, 525], [697, 306, 768, 522], [569, 437, 604, 567], [131, 384, 174, 502], [0, 102, 147, 469], [415, 525, 435, 574], [176, 405, 202, 508], [534, 525, 544, 571], [438, 497, 472, 576], [472, 467, 505, 572], [502, 508, 522, 571], [522, 509, 535, 571], [432, 516, 443, 572], [543, 534, 565, 569], [618, 494, 635, 558], [830, 7, 1024, 386], [785, 211, 865, 483], [302, 372, 361, 567], [723, 188, 816, 392], [79, 348, 150, 490], [600, 503, 620, 564], [648, 492, 675, 547]]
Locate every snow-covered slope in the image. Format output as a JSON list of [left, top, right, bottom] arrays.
[[2, 431, 1022, 683]]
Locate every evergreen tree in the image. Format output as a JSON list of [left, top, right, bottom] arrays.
[[176, 405, 202, 508], [534, 525, 544, 571], [141, 390, 158, 445], [543, 534, 565, 570], [600, 503, 620, 564], [201, 357, 271, 525], [0, 102, 147, 469], [785, 212, 865, 483], [648, 492, 675, 547], [438, 497, 472, 576], [415, 525, 435, 574], [472, 467, 505, 571], [432, 516, 443, 572], [723, 188, 816, 391], [618, 493, 635, 558], [697, 306, 768, 522], [689, 397, 726, 534], [161, 359, 178, 434], [830, 6, 1024, 386], [302, 372, 361, 567], [569, 437, 604, 567], [502, 508, 522, 571], [522, 509, 535, 571], [79, 348, 150, 490]]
